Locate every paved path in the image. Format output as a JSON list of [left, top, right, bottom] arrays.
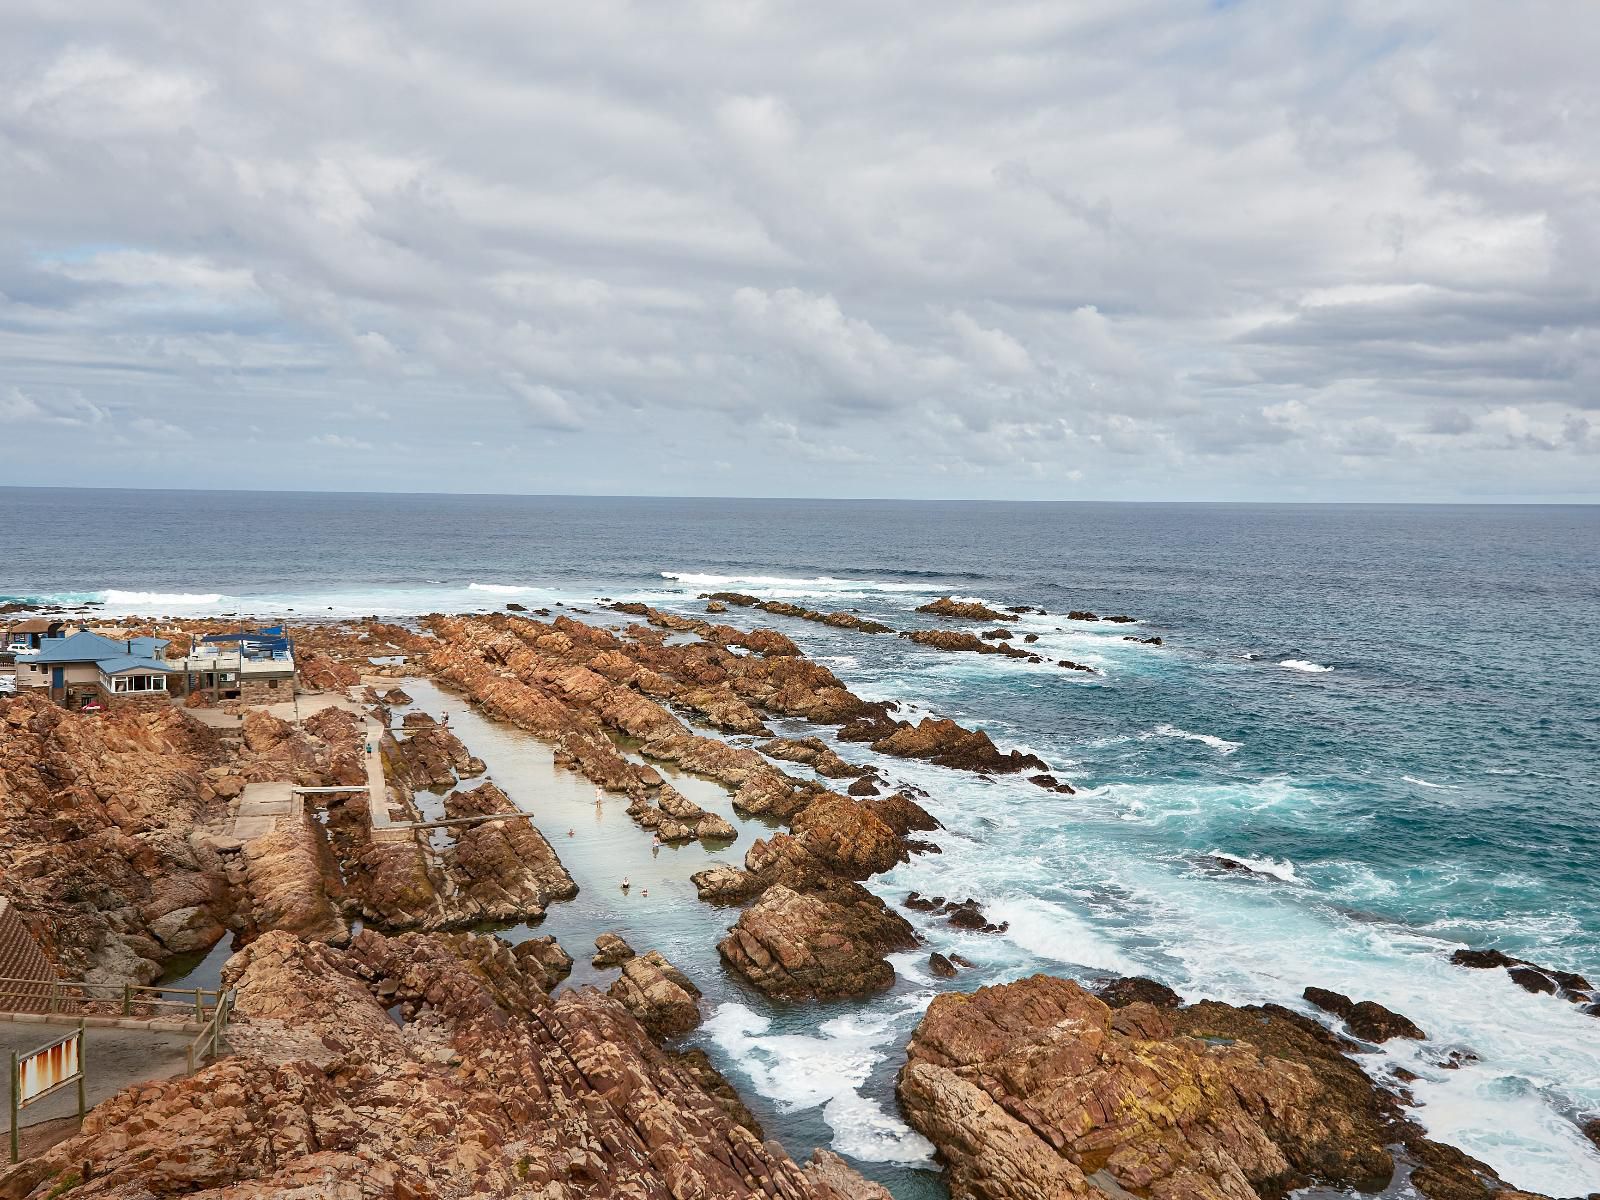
[[185, 689, 363, 731], [189, 687, 407, 846], [232, 782, 295, 841], [364, 716, 407, 841], [0, 1020, 193, 1130]]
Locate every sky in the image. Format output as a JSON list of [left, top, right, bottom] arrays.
[[2, 2, 1597, 502]]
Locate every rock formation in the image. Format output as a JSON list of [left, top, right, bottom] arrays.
[[592, 931, 635, 967], [902, 628, 1036, 660], [718, 883, 916, 999], [0, 928, 884, 1200], [1303, 985, 1427, 1042], [295, 649, 360, 690], [626, 782, 738, 843], [707, 592, 894, 634], [441, 781, 578, 922], [607, 949, 703, 1038], [1451, 947, 1598, 1013], [917, 596, 1010, 622], [0, 693, 228, 983], [760, 735, 875, 779], [898, 973, 1551, 1200]]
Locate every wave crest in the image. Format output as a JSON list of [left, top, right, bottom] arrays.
[[1152, 724, 1240, 754], [1206, 849, 1303, 884], [660, 571, 938, 594], [467, 582, 541, 594], [102, 590, 225, 607], [1279, 659, 1334, 673]]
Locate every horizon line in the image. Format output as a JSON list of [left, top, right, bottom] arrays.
[[0, 483, 1596, 507]]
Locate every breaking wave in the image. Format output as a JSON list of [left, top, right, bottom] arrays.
[[466, 582, 542, 594], [1404, 775, 1459, 791], [101, 590, 226, 607], [1151, 724, 1240, 754], [659, 571, 938, 594], [1279, 659, 1334, 673], [702, 1001, 934, 1164], [1205, 850, 1303, 884]]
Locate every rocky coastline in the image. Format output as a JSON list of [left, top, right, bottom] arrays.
[[0, 604, 1591, 1200]]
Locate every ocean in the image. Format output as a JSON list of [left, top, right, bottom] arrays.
[[4, 487, 1599, 1197]]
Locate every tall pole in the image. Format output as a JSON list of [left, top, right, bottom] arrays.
[[9, 1049, 18, 1163], [76, 1020, 85, 1123]]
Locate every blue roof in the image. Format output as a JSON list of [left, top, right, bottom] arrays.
[[97, 655, 181, 675], [34, 631, 170, 667]]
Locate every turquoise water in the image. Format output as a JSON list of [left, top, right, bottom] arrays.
[[3, 489, 1598, 1195]]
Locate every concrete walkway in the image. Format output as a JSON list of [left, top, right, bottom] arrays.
[[185, 689, 363, 731], [0, 1020, 193, 1130], [364, 716, 408, 842], [232, 782, 296, 841], [188, 686, 418, 847]]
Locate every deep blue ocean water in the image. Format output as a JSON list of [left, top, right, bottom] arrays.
[[3, 488, 1598, 1196]]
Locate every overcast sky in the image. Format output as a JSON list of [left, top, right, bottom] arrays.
[[3, 2, 1597, 501]]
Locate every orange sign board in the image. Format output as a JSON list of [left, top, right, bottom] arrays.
[[18, 1031, 80, 1107]]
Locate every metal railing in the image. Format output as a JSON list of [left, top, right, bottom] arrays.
[[0, 977, 222, 1023], [184, 989, 234, 1074]]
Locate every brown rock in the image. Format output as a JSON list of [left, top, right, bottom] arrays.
[[718, 884, 916, 999], [1095, 975, 1183, 1009], [607, 950, 702, 1038], [917, 596, 1010, 622], [790, 793, 907, 879], [760, 735, 872, 778], [6, 927, 879, 1199], [1303, 985, 1426, 1042], [592, 931, 635, 968], [296, 649, 360, 691], [870, 717, 1047, 775], [899, 974, 1398, 1200]]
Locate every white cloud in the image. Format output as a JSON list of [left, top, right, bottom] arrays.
[[308, 432, 374, 452], [0, 2, 1595, 499]]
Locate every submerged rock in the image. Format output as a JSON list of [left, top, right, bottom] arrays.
[[1303, 985, 1426, 1042], [1451, 946, 1597, 1010]]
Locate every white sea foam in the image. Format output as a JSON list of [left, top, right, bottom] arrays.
[[702, 1001, 934, 1164], [1205, 850, 1303, 884], [822, 1091, 936, 1164], [100, 589, 227, 608], [983, 895, 1145, 976], [1279, 658, 1334, 672], [466, 582, 541, 594], [1403, 775, 1459, 790], [858, 728, 1600, 1196], [1151, 724, 1240, 754], [659, 571, 936, 594]]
